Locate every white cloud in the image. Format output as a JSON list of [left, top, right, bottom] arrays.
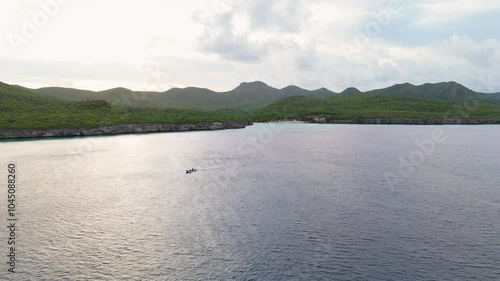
[[414, 0, 500, 25], [0, 0, 499, 92]]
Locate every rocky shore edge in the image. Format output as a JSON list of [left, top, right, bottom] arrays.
[[0, 120, 253, 139], [310, 118, 500, 125]]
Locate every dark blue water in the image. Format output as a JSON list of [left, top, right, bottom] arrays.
[[1, 124, 499, 280]]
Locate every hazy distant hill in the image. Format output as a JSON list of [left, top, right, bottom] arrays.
[[36, 87, 96, 101], [36, 87, 161, 108], [278, 85, 336, 98], [340, 87, 362, 95], [36, 81, 500, 111], [362, 81, 498, 104], [36, 81, 337, 111]]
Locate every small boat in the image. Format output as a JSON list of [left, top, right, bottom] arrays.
[[186, 168, 197, 174]]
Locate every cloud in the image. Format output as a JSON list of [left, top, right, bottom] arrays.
[[323, 35, 500, 92], [414, 0, 500, 25], [245, 0, 310, 33], [193, 0, 312, 62], [195, 10, 272, 62], [1, 1, 500, 93], [436, 35, 500, 68]]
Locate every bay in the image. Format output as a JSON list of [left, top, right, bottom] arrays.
[[0, 124, 499, 280]]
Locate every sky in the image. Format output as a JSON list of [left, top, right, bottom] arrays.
[[0, 0, 499, 93]]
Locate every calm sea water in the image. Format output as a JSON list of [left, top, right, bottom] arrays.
[[1, 124, 499, 280]]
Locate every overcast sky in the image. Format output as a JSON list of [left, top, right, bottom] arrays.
[[1, 0, 499, 92]]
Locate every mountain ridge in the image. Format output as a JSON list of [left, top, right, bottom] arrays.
[[3, 80, 500, 133], [0, 81, 247, 129], [25, 80, 500, 111]]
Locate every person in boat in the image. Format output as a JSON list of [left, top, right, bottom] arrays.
[[186, 168, 197, 173]]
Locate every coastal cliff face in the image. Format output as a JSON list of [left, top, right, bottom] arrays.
[[0, 121, 253, 139]]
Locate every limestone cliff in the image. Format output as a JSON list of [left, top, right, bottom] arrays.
[[0, 121, 253, 139]]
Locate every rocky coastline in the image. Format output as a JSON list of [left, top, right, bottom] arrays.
[[2, 118, 499, 139], [310, 118, 500, 125], [0, 120, 253, 139]]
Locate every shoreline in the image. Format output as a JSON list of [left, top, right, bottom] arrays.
[[0, 121, 253, 140], [309, 118, 500, 125], [259, 118, 500, 125], [1, 118, 499, 140]]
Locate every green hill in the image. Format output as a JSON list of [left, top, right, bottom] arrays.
[[36, 87, 162, 107], [4, 80, 500, 128], [35, 81, 338, 111], [0, 82, 245, 129], [340, 87, 362, 95], [277, 85, 336, 98], [35, 81, 499, 112], [36, 87, 97, 101], [251, 94, 500, 122], [362, 81, 499, 104]]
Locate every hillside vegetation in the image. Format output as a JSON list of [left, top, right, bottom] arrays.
[[251, 94, 500, 122], [2, 80, 500, 129], [363, 82, 498, 104], [0, 82, 245, 129], [35, 81, 500, 112]]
